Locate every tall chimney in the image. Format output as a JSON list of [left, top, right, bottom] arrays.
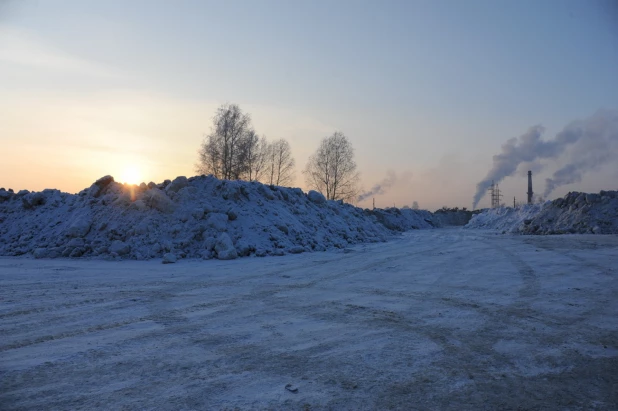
[[527, 170, 533, 204]]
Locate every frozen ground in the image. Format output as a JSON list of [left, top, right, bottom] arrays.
[[1, 229, 617, 410]]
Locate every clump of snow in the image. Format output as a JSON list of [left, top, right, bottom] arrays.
[[87, 175, 114, 197], [142, 188, 175, 213], [165, 176, 188, 194], [215, 232, 238, 260], [466, 190, 618, 234], [66, 215, 93, 238], [307, 190, 326, 204], [109, 240, 131, 256], [162, 253, 177, 264], [0, 189, 13, 203], [0, 176, 439, 261], [21, 192, 46, 209]]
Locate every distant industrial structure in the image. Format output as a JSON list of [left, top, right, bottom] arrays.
[[482, 170, 533, 209], [487, 180, 503, 208], [527, 170, 533, 204]]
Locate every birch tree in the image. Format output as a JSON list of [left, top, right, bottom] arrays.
[[265, 139, 295, 186], [304, 131, 359, 201], [196, 103, 253, 180]]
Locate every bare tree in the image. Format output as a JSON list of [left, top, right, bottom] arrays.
[[304, 131, 359, 202], [243, 132, 269, 182], [196, 103, 253, 180], [196, 132, 222, 177], [265, 139, 295, 186], [196, 104, 297, 185]]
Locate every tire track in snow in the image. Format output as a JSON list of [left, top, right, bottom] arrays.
[[139, 240, 448, 333], [481, 239, 540, 301], [525, 236, 618, 277], [2, 230, 617, 410], [0, 231, 488, 354], [0, 297, 112, 319], [0, 239, 448, 352], [0, 255, 357, 325]]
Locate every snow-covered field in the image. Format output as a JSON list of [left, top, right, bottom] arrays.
[[2, 229, 617, 410]]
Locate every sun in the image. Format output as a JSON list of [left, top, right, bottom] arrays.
[[120, 166, 141, 185]]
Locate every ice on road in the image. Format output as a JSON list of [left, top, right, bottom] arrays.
[[1, 229, 617, 410]]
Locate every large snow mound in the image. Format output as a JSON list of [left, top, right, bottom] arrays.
[[466, 190, 618, 234], [0, 176, 437, 261]]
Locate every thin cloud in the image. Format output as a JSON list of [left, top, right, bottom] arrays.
[[0, 25, 123, 78]]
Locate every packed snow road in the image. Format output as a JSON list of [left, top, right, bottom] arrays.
[[1, 229, 617, 410]]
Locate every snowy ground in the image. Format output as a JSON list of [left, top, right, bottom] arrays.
[[1, 229, 617, 410]]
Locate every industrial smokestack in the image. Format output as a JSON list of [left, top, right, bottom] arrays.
[[472, 109, 618, 208], [527, 170, 533, 204]]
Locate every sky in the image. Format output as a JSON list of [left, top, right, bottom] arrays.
[[1, 0, 617, 210]]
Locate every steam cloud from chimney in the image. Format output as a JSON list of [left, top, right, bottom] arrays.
[[544, 109, 618, 197], [358, 170, 398, 202], [472, 109, 618, 209]]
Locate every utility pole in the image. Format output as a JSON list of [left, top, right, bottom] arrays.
[[513, 197, 516, 208]]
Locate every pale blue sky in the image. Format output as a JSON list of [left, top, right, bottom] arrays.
[[1, 0, 617, 209]]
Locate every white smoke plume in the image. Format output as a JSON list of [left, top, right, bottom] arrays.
[[358, 170, 398, 202], [472, 116, 588, 209], [544, 109, 618, 197]]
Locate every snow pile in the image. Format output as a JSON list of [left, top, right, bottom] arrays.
[[466, 190, 618, 234], [365, 207, 434, 231], [0, 176, 435, 261], [464, 203, 546, 233], [519, 190, 618, 234]]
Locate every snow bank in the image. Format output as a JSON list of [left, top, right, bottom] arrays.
[[0, 176, 436, 261], [466, 190, 618, 234], [365, 207, 435, 231], [464, 203, 546, 233]]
